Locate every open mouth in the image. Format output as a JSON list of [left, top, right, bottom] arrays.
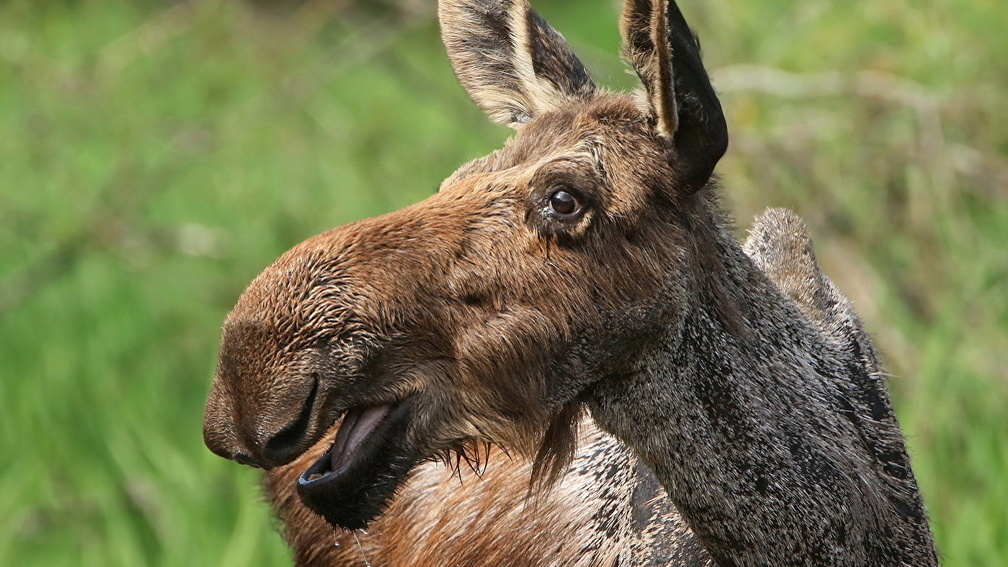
[[297, 400, 417, 529]]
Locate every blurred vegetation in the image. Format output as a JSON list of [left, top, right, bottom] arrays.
[[0, 0, 1004, 564]]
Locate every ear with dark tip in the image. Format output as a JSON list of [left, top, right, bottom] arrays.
[[439, 0, 596, 128], [621, 0, 728, 192]]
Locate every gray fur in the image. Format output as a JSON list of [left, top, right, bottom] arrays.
[[587, 203, 937, 565]]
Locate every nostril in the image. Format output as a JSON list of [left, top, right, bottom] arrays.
[[262, 423, 308, 466], [261, 377, 319, 467]]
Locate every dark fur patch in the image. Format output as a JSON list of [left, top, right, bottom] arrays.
[[525, 9, 594, 97]]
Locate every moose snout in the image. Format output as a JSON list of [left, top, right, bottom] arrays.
[[203, 372, 321, 469], [202, 381, 254, 465]]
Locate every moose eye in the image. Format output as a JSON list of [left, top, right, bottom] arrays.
[[548, 189, 581, 216], [527, 178, 594, 236]]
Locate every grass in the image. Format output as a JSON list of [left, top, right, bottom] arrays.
[[1, 0, 1005, 564]]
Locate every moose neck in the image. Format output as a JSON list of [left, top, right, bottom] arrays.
[[584, 194, 935, 566]]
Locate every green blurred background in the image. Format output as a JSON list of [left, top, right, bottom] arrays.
[[1, 0, 1005, 564]]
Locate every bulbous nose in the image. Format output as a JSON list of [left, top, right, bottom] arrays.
[[203, 371, 320, 469], [202, 380, 257, 466]]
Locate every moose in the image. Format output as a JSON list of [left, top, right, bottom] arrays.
[[203, 0, 938, 565]]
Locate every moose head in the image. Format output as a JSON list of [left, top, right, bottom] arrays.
[[203, 0, 727, 530]]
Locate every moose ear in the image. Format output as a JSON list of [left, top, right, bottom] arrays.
[[439, 0, 596, 127], [621, 0, 728, 192]]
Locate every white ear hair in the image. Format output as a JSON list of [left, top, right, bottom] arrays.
[[439, 0, 595, 127]]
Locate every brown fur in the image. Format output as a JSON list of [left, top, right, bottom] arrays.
[[204, 1, 937, 565], [266, 417, 708, 566]]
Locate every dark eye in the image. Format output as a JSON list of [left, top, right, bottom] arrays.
[[548, 189, 580, 216]]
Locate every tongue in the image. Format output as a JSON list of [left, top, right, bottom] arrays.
[[330, 405, 392, 472]]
